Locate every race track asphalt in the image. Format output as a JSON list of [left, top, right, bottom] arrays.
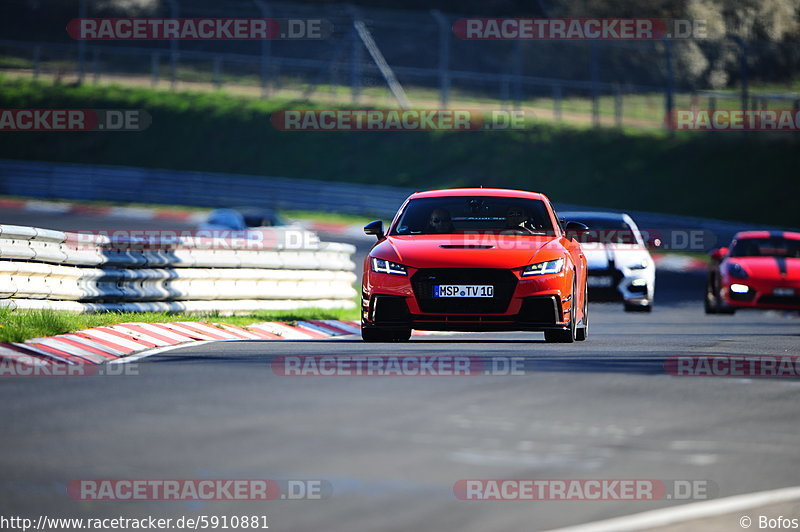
[[0, 210, 798, 532]]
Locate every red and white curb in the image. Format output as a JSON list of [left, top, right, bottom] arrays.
[[652, 253, 707, 273], [0, 320, 363, 368], [0, 197, 362, 238]]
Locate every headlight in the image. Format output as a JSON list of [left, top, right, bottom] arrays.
[[628, 259, 649, 270], [727, 262, 748, 279], [371, 257, 407, 276], [522, 258, 564, 276]]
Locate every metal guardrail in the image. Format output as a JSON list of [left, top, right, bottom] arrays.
[[2, 159, 788, 252], [0, 158, 412, 218], [0, 223, 357, 314]]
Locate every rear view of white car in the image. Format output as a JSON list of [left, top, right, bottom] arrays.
[[560, 211, 655, 312]]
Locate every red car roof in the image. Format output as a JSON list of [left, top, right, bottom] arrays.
[[734, 230, 800, 241], [409, 188, 547, 200]]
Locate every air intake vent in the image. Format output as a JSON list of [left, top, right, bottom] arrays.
[[438, 244, 494, 249]]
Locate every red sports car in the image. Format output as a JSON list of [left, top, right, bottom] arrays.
[[705, 230, 800, 314], [361, 188, 589, 342]]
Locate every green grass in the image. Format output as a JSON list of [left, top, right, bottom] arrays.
[[0, 307, 358, 343], [282, 209, 373, 226], [3, 52, 800, 126], [653, 249, 711, 262], [0, 56, 32, 69]]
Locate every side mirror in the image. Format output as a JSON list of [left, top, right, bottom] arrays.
[[364, 220, 385, 240], [709, 247, 729, 261], [564, 221, 589, 240]]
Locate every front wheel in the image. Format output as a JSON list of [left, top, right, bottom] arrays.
[[576, 282, 588, 341], [705, 277, 735, 315]]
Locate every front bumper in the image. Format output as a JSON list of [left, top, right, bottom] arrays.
[[722, 279, 800, 310], [586, 267, 653, 303], [363, 267, 573, 332]]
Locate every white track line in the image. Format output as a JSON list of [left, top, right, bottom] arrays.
[[109, 341, 217, 364], [543, 486, 800, 532]]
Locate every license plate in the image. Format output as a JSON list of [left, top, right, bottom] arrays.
[[588, 276, 613, 287], [773, 287, 795, 297], [434, 285, 494, 298]]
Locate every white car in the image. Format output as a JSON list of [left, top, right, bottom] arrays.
[[560, 211, 655, 312]]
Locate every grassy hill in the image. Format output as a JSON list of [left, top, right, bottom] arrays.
[[1, 77, 797, 228]]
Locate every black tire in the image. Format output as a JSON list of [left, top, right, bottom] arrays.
[[576, 283, 588, 341], [545, 281, 576, 343], [705, 275, 735, 315], [704, 275, 719, 314], [704, 290, 718, 314], [361, 327, 411, 342]]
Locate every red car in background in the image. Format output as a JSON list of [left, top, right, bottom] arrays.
[[361, 188, 589, 343], [705, 231, 800, 314]]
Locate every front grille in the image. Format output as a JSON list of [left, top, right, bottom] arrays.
[[411, 269, 517, 314], [627, 283, 648, 295], [758, 295, 800, 306], [587, 268, 623, 301], [412, 315, 515, 322]]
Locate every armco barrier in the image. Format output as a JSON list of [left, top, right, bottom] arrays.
[[0, 159, 412, 218], [2, 158, 789, 249], [0, 224, 357, 314]]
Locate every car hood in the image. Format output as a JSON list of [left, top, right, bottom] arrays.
[[373, 234, 563, 269], [728, 256, 800, 281], [582, 243, 649, 270]]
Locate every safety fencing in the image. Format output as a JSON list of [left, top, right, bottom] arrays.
[[0, 223, 357, 314]]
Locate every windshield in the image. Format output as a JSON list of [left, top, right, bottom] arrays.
[[391, 196, 556, 236], [568, 217, 640, 245], [729, 237, 800, 258]]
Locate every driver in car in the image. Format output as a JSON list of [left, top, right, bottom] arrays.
[[427, 208, 455, 233], [504, 206, 528, 230]]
